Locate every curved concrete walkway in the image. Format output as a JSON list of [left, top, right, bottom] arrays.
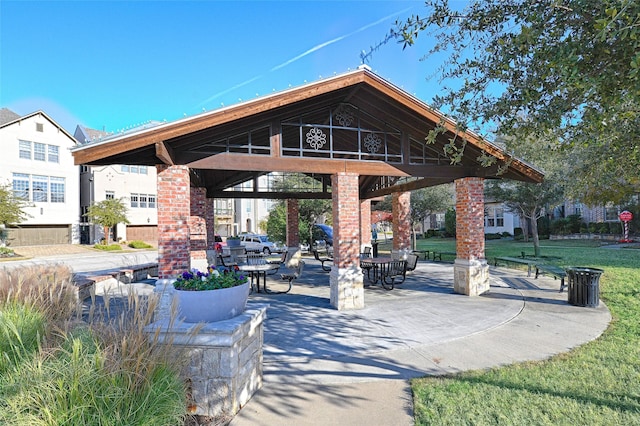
[[231, 261, 611, 426]]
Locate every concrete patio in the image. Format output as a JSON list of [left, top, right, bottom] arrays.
[[230, 257, 611, 425]]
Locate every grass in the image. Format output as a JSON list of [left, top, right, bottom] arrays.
[[407, 238, 640, 425], [0, 264, 188, 425]]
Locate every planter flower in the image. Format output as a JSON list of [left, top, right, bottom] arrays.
[[173, 265, 249, 323]]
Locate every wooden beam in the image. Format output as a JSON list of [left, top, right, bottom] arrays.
[[207, 190, 332, 200], [361, 177, 453, 199], [155, 141, 175, 165]]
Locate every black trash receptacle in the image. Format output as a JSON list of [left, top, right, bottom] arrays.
[[372, 241, 379, 258], [566, 267, 604, 307]]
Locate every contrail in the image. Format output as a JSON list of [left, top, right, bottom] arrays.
[[197, 7, 412, 108], [271, 7, 412, 71], [197, 75, 263, 107]]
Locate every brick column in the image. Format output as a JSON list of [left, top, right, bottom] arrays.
[[157, 165, 190, 279], [206, 198, 215, 250], [286, 199, 300, 248], [360, 199, 371, 250], [454, 177, 489, 295], [392, 191, 411, 253], [190, 187, 208, 271], [330, 172, 364, 310]]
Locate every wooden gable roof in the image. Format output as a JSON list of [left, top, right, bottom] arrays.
[[71, 68, 543, 199]]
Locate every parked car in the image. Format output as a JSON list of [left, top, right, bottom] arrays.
[[239, 234, 285, 254], [312, 224, 333, 248], [214, 234, 224, 252]]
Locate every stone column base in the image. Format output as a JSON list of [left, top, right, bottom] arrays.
[[330, 265, 364, 310], [453, 258, 490, 296], [145, 304, 268, 418]]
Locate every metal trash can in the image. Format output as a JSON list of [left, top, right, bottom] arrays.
[[566, 267, 604, 307], [372, 241, 379, 258]]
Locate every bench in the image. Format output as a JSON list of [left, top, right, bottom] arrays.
[[433, 251, 456, 261], [412, 250, 430, 261], [535, 264, 567, 292], [276, 260, 305, 294], [313, 249, 333, 272], [381, 259, 408, 290], [494, 256, 537, 277]]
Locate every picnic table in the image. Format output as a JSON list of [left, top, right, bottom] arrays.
[[360, 256, 408, 290]]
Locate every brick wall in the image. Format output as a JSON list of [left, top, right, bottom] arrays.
[[286, 199, 300, 247], [360, 199, 371, 247], [206, 197, 216, 250], [332, 173, 360, 267], [157, 165, 190, 278], [190, 187, 207, 260], [455, 177, 485, 260], [392, 191, 411, 251]]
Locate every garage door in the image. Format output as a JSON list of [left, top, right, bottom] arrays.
[[6, 225, 70, 246]]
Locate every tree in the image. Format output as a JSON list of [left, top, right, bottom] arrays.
[[266, 173, 332, 246], [486, 180, 564, 256], [85, 198, 130, 244], [0, 183, 31, 247], [389, 0, 640, 204], [372, 185, 455, 248]]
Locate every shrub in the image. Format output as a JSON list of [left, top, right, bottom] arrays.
[[566, 214, 584, 233], [485, 233, 502, 240], [501, 232, 512, 238], [94, 243, 123, 251], [128, 240, 153, 249], [0, 247, 16, 258], [444, 208, 456, 237], [0, 301, 46, 373], [513, 227, 523, 237], [0, 265, 188, 424]]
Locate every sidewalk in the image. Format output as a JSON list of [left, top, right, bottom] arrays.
[[230, 261, 611, 425]]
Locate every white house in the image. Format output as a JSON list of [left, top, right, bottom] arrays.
[[74, 125, 159, 244], [0, 108, 80, 245]]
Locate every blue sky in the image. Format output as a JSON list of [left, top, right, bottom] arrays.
[[1, 1, 460, 135]]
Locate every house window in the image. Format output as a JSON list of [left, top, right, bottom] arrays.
[[485, 206, 504, 227], [19, 140, 31, 159], [36, 123, 44, 132], [12, 173, 29, 200], [34, 142, 46, 161], [148, 195, 156, 208], [130, 165, 139, 174], [50, 177, 65, 203], [130, 193, 139, 208], [105, 191, 115, 200], [48, 145, 59, 163], [121, 165, 130, 173], [32, 175, 48, 202], [139, 166, 148, 175], [139, 194, 147, 208], [495, 207, 504, 227]]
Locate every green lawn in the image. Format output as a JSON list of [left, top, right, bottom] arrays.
[[404, 238, 640, 425]]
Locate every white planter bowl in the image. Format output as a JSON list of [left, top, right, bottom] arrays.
[[174, 282, 250, 323]]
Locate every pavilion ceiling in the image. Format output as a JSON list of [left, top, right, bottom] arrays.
[[71, 68, 543, 200]]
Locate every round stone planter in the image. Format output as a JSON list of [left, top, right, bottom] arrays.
[[174, 282, 250, 323]]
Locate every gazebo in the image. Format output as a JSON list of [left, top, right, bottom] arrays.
[[72, 67, 543, 310]]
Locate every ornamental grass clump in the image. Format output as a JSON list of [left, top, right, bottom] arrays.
[[173, 265, 248, 291]]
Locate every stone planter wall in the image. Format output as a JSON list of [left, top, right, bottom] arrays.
[[146, 303, 268, 418], [151, 280, 267, 417]]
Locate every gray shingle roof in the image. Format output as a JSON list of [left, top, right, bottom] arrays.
[[0, 108, 21, 126]]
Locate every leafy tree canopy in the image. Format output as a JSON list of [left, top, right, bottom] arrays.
[[390, 0, 639, 204], [0, 184, 30, 227], [85, 198, 130, 243]]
